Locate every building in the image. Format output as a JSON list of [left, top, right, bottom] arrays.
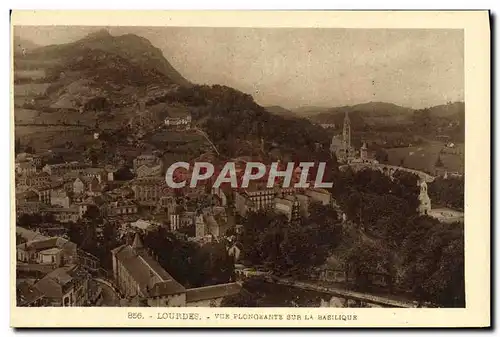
[[82, 167, 108, 183], [50, 189, 71, 208], [16, 200, 43, 215], [111, 234, 187, 305], [16, 153, 43, 168], [330, 111, 356, 163], [107, 199, 138, 216], [131, 176, 173, 208], [274, 195, 301, 222], [202, 207, 230, 238], [170, 209, 197, 232], [304, 188, 332, 206], [33, 264, 91, 306], [45, 206, 82, 223], [17, 171, 50, 188], [111, 233, 242, 307], [234, 182, 296, 217], [16, 161, 37, 176], [17, 281, 49, 307], [133, 154, 160, 172], [185, 283, 242, 307], [16, 236, 78, 266], [16, 226, 49, 242], [31, 184, 52, 204], [73, 176, 104, 196], [42, 161, 90, 176], [164, 112, 191, 130], [136, 164, 162, 178]]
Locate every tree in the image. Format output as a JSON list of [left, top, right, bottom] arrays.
[[400, 219, 464, 307], [435, 155, 444, 168], [375, 148, 389, 164], [15, 138, 22, 154], [114, 165, 134, 181], [220, 289, 258, 307], [16, 233, 26, 245]]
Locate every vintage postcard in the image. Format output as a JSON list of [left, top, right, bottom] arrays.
[[10, 10, 490, 328]]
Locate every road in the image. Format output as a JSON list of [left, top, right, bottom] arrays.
[[95, 279, 120, 307]]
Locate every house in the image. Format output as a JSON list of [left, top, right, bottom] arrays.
[[42, 161, 90, 176], [111, 234, 187, 305], [16, 201, 43, 215], [203, 207, 230, 238], [16, 161, 37, 176], [305, 188, 331, 206], [45, 206, 82, 223], [16, 186, 52, 214], [129, 219, 158, 232], [16, 153, 42, 167], [274, 195, 301, 222], [50, 189, 71, 209], [33, 264, 91, 306], [73, 176, 103, 196], [111, 233, 242, 307], [17, 171, 50, 188], [133, 154, 160, 172], [82, 167, 108, 183], [16, 236, 78, 266], [136, 164, 162, 178], [185, 283, 242, 307], [31, 184, 53, 204], [131, 176, 173, 208], [107, 199, 138, 216], [163, 108, 192, 130], [17, 281, 49, 307], [16, 226, 49, 242]]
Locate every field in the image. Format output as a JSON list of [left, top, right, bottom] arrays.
[[15, 125, 93, 152], [147, 130, 213, 164], [385, 141, 464, 174], [14, 83, 51, 97], [15, 69, 46, 80]]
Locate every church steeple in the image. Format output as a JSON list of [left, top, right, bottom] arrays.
[[342, 111, 351, 152]]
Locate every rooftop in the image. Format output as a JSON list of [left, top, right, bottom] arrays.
[[17, 281, 44, 306], [185, 283, 242, 303], [112, 237, 186, 297]]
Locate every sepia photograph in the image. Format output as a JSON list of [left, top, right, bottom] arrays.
[[9, 10, 490, 328]]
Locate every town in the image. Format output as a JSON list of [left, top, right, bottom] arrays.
[[165, 161, 334, 189], [14, 27, 465, 309]]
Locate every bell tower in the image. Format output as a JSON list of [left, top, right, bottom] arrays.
[[342, 111, 351, 152]]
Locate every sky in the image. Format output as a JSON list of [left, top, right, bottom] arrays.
[[15, 26, 464, 110]]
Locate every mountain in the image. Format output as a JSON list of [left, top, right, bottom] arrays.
[[14, 29, 190, 109], [14, 31, 333, 162], [292, 106, 332, 117], [422, 101, 464, 118], [13, 36, 40, 55], [306, 102, 414, 126], [265, 105, 298, 119]]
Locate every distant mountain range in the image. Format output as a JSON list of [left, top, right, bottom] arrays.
[[266, 101, 464, 128]]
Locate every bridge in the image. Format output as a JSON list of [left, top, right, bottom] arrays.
[[264, 275, 421, 308], [339, 162, 435, 183]]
